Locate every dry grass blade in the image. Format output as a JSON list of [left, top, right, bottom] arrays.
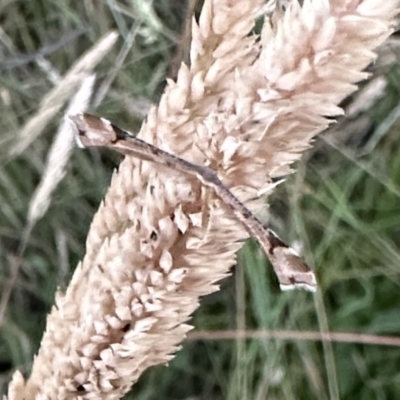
[[9, 31, 118, 158], [27, 74, 96, 226], [0, 74, 96, 333]]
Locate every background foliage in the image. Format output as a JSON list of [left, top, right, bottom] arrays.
[[1, 1, 400, 399]]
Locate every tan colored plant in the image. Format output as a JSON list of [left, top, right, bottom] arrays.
[[5, 0, 399, 399]]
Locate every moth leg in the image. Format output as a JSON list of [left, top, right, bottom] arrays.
[[200, 185, 213, 239]]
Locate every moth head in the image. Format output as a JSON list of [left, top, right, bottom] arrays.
[[69, 113, 118, 148]]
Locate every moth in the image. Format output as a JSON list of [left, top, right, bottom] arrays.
[[70, 114, 317, 292]]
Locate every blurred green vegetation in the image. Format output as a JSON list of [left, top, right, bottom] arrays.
[[1, 1, 400, 399]]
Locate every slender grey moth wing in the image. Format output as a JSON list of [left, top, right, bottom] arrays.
[[70, 113, 317, 292]]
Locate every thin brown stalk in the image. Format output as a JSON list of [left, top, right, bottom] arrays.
[[188, 329, 400, 347]]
